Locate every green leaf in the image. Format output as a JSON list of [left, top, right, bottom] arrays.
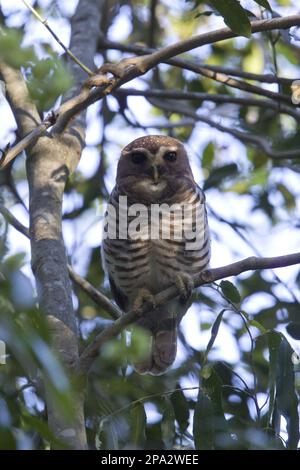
[[286, 322, 300, 340], [248, 319, 267, 334], [161, 397, 175, 449], [27, 56, 73, 110], [202, 368, 233, 449], [203, 163, 238, 190], [194, 367, 233, 450], [209, 0, 251, 37], [277, 337, 299, 449], [202, 309, 226, 364], [193, 388, 214, 450], [253, 0, 272, 11], [220, 280, 241, 303], [266, 331, 282, 431], [22, 414, 67, 449], [276, 183, 296, 210], [226, 167, 268, 194], [130, 401, 146, 448], [170, 386, 190, 433], [266, 331, 299, 449], [194, 10, 214, 18], [202, 142, 215, 169], [0, 28, 35, 69]]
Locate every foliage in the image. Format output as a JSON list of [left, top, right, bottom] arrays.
[[0, 0, 299, 450]]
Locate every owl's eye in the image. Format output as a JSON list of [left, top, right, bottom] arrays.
[[164, 151, 177, 162], [131, 152, 147, 164]]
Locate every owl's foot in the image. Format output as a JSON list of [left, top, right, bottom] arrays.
[[174, 272, 194, 302], [132, 288, 156, 315]]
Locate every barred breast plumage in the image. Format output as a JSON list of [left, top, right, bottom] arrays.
[[102, 135, 210, 375]]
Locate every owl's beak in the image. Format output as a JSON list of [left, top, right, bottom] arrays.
[[151, 165, 159, 184]]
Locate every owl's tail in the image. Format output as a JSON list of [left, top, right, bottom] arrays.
[[133, 313, 178, 375]]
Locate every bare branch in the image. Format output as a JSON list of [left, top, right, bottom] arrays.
[[67, 267, 122, 320], [149, 99, 300, 160], [0, 204, 29, 238], [52, 15, 300, 133], [79, 251, 300, 374], [99, 38, 295, 86], [117, 88, 300, 121], [22, 0, 93, 76], [0, 112, 57, 169], [2, 15, 300, 166]]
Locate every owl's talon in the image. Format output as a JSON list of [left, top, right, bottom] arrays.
[[174, 272, 194, 301], [132, 287, 156, 315]]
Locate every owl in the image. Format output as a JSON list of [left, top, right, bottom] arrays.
[[102, 135, 210, 375]]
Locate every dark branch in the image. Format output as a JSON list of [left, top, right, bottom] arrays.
[[79, 251, 300, 374], [148, 98, 300, 160], [117, 88, 300, 121]]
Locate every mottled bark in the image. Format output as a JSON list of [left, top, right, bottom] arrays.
[[25, 0, 108, 449], [0, 0, 109, 450]]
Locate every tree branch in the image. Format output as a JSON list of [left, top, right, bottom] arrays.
[[67, 266, 122, 320], [2, 15, 300, 169], [53, 15, 300, 133], [99, 38, 295, 85], [148, 98, 300, 160], [79, 251, 300, 374], [2, 0, 110, 450], [117, 88, 300, 121], [22, 0, 93, 76], [0, 112, 57, 169]]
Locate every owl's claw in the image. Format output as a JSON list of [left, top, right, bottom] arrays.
[[174, 272, 194, 302], [132, 288, 156, 315]]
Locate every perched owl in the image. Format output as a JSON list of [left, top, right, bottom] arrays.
[[102, 135, 210, 375]]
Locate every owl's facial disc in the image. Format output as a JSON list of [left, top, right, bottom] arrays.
[[117, 136, 195, 201], [128, 145, 178, 183]]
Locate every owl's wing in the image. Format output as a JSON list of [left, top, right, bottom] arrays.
[[108, 275, 128, 311]]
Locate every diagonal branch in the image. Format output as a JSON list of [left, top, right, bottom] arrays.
[[1, 15, 300, 169], [52, 15, 300, 133], [148, 99, 300, 160], [99, 39, 295, 86], [79, 251, 300, 374], [117, 88, 300, 121], [0, 204, 121, 320]]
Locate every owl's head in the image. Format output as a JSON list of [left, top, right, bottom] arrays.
[[116, 135, 194, 201]]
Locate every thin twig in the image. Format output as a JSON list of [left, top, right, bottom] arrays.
[[117, 88, 300, 121], [99, 38, 295, 85], [149, 99, 300, 160], [2, 15, 300, 165], [67, 267, 122, 320], [0, 112, 57, 170], [22, 0, 93, 76]]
